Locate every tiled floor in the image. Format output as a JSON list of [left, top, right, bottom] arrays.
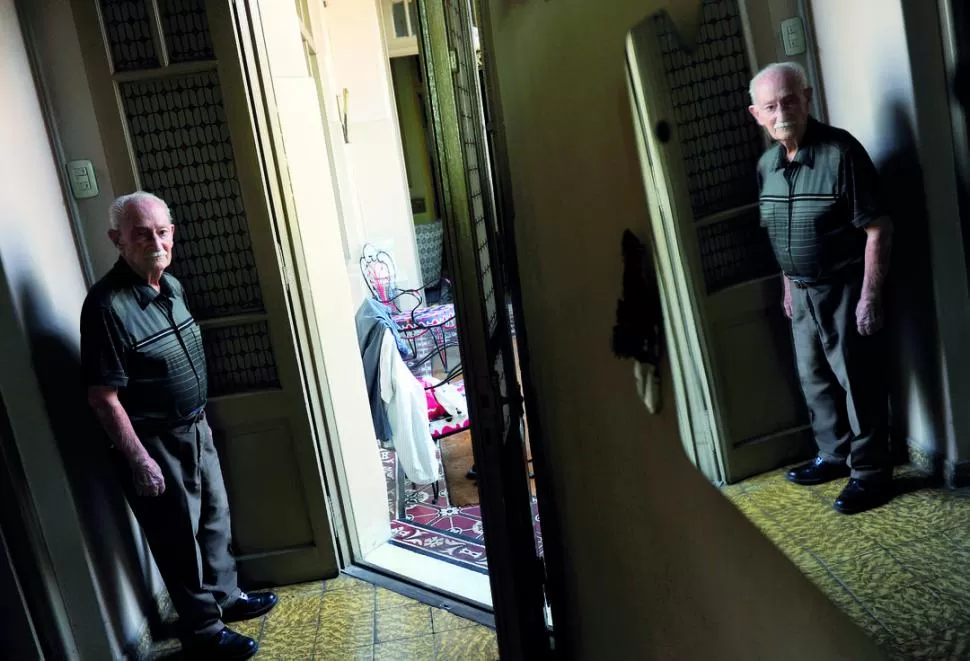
[[150, 574, 498, 660], [723, 464, 970, 661]]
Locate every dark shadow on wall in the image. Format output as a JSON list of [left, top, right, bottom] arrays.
[[17, 280, 174, 654], [877, 99, 948, 475]]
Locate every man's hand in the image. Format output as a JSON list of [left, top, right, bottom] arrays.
[[856, 293, 884, 336], [131, 454, 166, 497], [782, 276, 793, 319]]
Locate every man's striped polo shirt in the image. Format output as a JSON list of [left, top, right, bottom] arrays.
[[757, 117, 884, 281], [81, 258, 207, 427]]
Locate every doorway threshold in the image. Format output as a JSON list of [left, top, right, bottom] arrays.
[[362, 541, 493, 609]]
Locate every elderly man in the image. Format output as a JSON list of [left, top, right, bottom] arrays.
[[81, 192, 277, 659], [749, 63, 893, 514]]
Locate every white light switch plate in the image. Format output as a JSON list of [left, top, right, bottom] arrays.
[[66, 159, 99, 200], [781, 17, 807, 56]]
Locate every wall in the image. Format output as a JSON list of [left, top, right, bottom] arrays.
[[259, 0, 392, 557], [322, 0, 422, 290], [810, 0, 970, 473], [482, 0, 881, 658], [0, 1, 161, 658], [390, 56, 439, 225]]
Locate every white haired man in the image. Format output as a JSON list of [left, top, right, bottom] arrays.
[[81, 192, 277, 659], [749, 63, 894, 514]]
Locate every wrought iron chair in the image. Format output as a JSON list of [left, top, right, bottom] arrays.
[[359, 244, 461, 384]]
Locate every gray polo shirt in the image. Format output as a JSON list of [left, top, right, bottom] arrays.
[[81, 258, 208, 426], [757, 118, 884, 281]]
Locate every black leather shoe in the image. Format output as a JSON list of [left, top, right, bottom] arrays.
[[222, 591, 279, 623], [834, 478, 891, 515], [786, 456, 850, 486], [184, 627, 257, 660]]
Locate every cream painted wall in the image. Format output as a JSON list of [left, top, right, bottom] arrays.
[[259, 1, 391, 556], [483, 0, 881, 658], [810, 0, 970, 469], [0, 1, 146, 657], [321, 0, 422, 290]]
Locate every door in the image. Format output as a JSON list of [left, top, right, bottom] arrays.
[[626, 0, 815, 484], [417, 0, 551, 658], [70, 0, 336, 584]]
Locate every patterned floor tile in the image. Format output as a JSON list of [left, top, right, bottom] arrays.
[[432, 608, 478, 633], [276, 580, 325, 599], [851, 492, 956, 545], [890, 628, 970, 661], [434, 625, 500, 661], [325, 574, 374, 593], [257, 621, 319, 660], [376, 587, 414, 611], [863, 583, 966, 643], [805, 567, 889, 641], [373, 634, 435, 661], [317, 610, 375, 650], [321, 583, 377, 616], [742, 481, 820, 515], [232, 615, 263, 640], [827, 548, 919, 600], [263, 592, 322, 630], [770, 505, 884, 565], [885, 534, 970, 584], [375, 604, 433, 643], [316, 645, 376, 661]]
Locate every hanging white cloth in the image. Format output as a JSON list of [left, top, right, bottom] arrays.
[[379, 329, 439, 485]]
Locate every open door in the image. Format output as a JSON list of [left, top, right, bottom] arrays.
[[70, 0, 337, 584], [626, 1, 816, 484], [417, 0, 551, 658]]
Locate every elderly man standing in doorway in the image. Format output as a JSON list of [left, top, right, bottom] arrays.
[[749, 62, 894, 514], [81, 192, 278, 659]]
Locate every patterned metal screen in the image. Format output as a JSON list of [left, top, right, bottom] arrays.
[[650, 0, 764, 219], [159, 0, 215, 62], [696, 208, 778, 292], [101, 0, 159, 72], [446, 0, 497, 335], [202, 322, 281, 397], [118, 72, 265, 319]]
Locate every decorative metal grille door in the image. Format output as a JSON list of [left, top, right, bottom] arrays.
[[418, 0, 550, 658], [628, 0, 814, 483], [72, 0, 337, 584]]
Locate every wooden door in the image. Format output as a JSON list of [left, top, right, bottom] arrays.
[[417, 0, 551, 658], [626, 0, 815, 484], [70, 0, 336, 585]]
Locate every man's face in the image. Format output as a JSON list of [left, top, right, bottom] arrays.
[[748, 72, 813, 143], [109, 200, 175, 278]]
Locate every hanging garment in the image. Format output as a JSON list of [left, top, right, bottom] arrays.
[[356, 298, 410, 441], [379, 329, 439, 485]]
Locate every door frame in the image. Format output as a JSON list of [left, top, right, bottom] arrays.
[[415, 1, 552, 657], [69, 0, 339, 584]]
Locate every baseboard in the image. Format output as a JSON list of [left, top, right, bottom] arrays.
[[905, 440, 970, 488]]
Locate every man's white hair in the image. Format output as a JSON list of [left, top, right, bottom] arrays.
[[749, 61, 810, 104], [108, 191, 171, 230]]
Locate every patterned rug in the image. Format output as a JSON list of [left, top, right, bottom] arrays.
[[382, 447, 543, 576]]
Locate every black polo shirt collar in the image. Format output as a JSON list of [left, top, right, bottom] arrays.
[[770, 117, 819, 171], [110, 257, 180, 309]]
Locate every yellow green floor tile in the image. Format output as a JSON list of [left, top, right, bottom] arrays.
[[434, 624, 500, 661], [376, 587, 414, 611], [724, 465, 970, 661], [373, 634, 435, 661], [375, 604, 433, 643], [432, 607, 478, 633]]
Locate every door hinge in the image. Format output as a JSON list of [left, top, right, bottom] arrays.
[[449, 49, 459, 73]]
